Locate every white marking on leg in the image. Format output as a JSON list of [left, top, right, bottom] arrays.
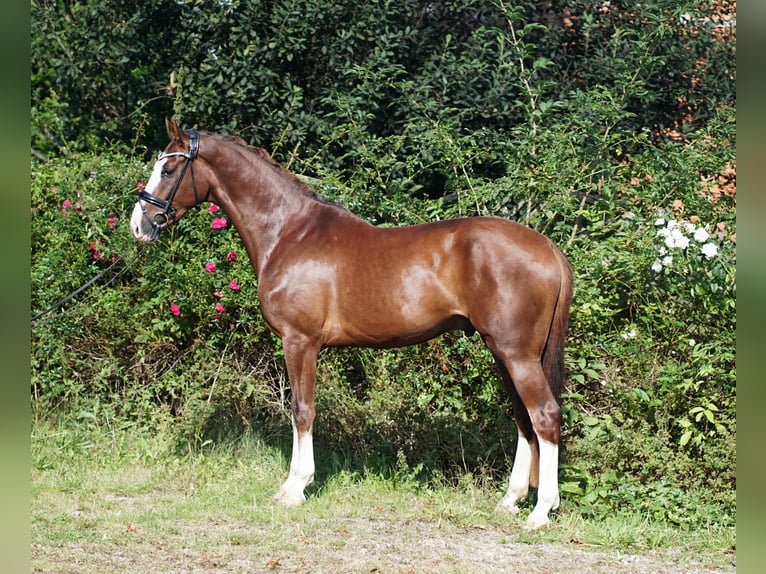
[[496, 436, 532, 514], [273, 418, 315, 506], [525, 437, 559, 529]]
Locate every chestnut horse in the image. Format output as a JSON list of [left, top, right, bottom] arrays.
[[131, 119, 573, 529]]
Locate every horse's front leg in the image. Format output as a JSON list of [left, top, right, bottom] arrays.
[[272, 335, 320, 506]]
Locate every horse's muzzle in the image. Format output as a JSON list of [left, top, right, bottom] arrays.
[[130, 202, 160, 243]]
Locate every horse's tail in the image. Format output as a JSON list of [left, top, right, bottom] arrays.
[[543, 245, 573, 401]]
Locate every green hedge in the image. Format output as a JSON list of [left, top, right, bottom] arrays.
[[31, 0, 735, 528]]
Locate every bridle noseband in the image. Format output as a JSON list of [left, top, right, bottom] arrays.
[[137, 129, 206, 238]]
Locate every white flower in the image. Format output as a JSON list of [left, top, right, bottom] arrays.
[[693, 227, 710, 243], [689, 339, 696, 347], [659, 246, 667, 256], [662, 255, 673, 266], [655, 218, 666, 226], [657, 227, 671, 238], [621, 329, 636, 340], [701, 242, 718, 258], [651, 259, 663, 273], [684, 222, 696, 233], [665, 228, 689, 249]]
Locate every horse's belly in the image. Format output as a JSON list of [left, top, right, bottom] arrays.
[[325, 318, 468, 348], [323, 291, 469, 348]]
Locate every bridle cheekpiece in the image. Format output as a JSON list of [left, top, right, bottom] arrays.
[[137, 129, 204, 238]]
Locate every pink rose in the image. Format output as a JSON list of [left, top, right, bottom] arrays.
[[170, 303, 181, 316], [107, 216, 119, 228], [136, 181, 145, 192], [62, 199, 72, 209], [208, 203, 220, 213], [211, 217, 228, 229], [213, 291, 224, 299], [225, 251, 237, 263], [89, 240, 106, 261], [228, 280, 241, 291], [204, 261, 217, 273]]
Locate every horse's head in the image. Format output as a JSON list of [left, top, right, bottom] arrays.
[[131, 118, 211, 242]]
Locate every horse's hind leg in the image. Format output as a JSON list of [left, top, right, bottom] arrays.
[[492, 351, 561, 529], [495, 356, 540, 514]]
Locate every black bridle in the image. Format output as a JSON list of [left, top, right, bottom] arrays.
[[137, 129, 205, 238]]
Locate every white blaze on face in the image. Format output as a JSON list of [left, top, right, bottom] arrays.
[[130, 157, 168, 241]]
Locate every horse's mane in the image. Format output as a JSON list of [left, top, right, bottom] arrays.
[[207, 132, 345, 209]]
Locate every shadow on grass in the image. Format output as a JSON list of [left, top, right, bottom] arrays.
[[173, 386, 524, 503]]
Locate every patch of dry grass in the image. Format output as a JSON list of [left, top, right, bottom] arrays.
[[31, 416, 736, 573]]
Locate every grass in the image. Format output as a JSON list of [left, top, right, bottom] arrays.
[[31, 411, 736, 573]]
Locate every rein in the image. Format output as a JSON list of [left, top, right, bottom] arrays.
[[34, 130, 205, 325], [137, 129, 203, 239], [32, 129, 207, 323], [31, 240, 154, 324]]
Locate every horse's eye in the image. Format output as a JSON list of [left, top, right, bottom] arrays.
[[161, 167, 175, 178]]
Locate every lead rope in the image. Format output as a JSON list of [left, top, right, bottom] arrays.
[[31, 240, 155, 325], [35, 131, 201, 325]]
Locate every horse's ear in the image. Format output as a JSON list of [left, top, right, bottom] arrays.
[[165, 117, 184, 145]]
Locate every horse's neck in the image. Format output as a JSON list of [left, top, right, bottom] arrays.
[[211, 149, 316, 276]]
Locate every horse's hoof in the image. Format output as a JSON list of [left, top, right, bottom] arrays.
[[494, 497, 521, 515], [524, 511, 551, 530], [271, 489, 306, 507]]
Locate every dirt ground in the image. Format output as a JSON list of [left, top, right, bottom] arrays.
[[31, 515, 736, 574]]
